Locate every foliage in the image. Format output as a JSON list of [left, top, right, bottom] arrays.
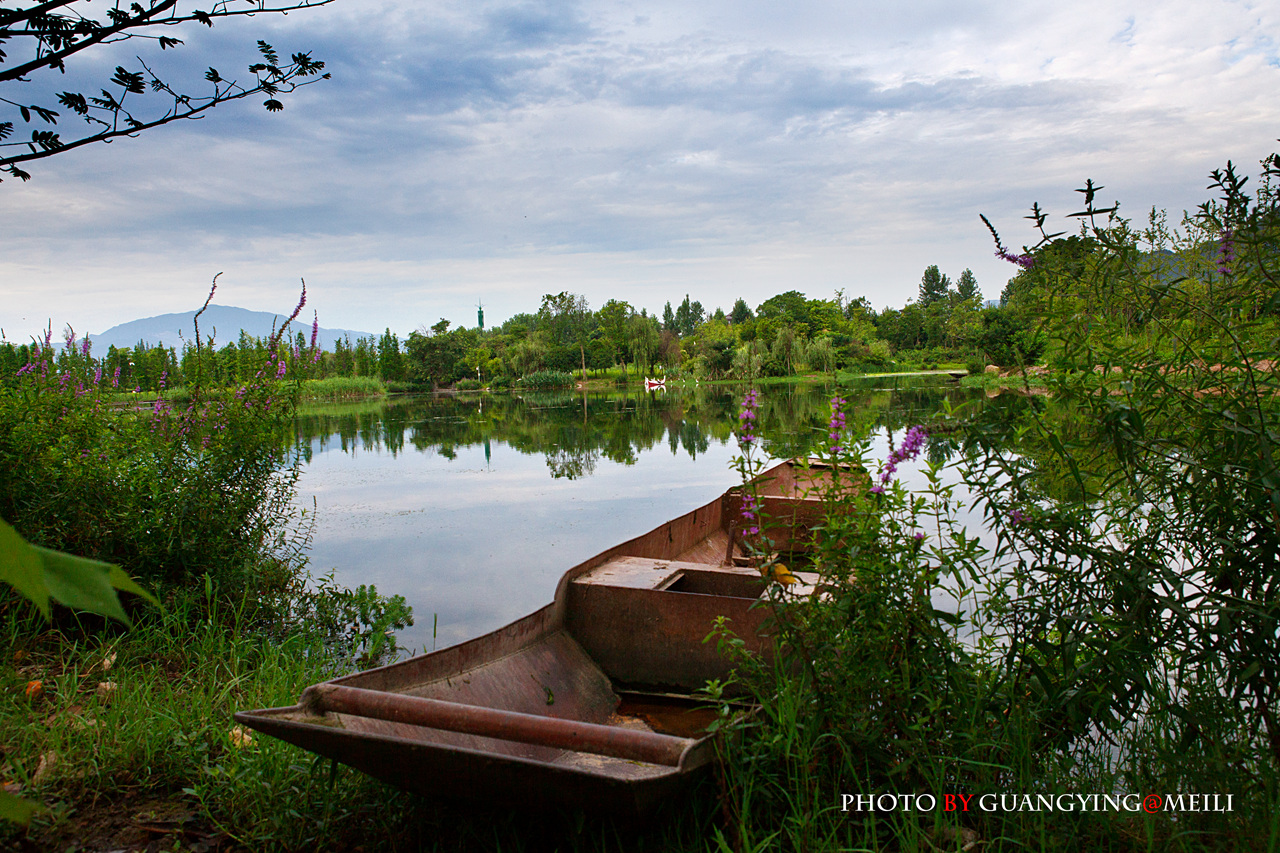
[[966, 150, 1280, 770], [713, 149, 1280, 850], [0, 0, 331, 182], [918, 263, 952, 306], [0, 288, 310, 594]]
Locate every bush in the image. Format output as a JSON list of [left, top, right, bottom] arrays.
[[0, 328, 304, 596], [714, 149, 1280, 850], [454, 378, 481, 391]]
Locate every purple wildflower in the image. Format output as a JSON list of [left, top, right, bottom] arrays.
[[112, 366, 120, 388], [16, 362, 34, 377], [81, 337, 91, 358], [1009, 508, 1029, 527], [828, 395, 847, 454], [997, 248, 1035, 269], [311, 312, 320, 350], [912, 531, 924, 542], [64, 329, 76, 351], [94, 366, 102, 385], [1218, 228, 1235, 276], [870, 484, 884, 495], [276, 360, 287, 378], [877, 425, 928, 485], [159, 370, 168, 392], [738, 388, 759, 445]]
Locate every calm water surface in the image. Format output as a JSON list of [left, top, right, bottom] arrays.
[[291, 379, 990, 652]]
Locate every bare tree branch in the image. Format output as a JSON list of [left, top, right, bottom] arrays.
[[0, 0, 333, 181]]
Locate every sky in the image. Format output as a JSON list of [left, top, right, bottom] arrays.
[[3, 0, 1278, 342]]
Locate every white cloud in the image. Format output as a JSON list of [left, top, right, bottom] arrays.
[[3, 0, 1278, 339]]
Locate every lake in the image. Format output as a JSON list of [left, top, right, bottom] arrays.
[[291, 377, 994, 653]]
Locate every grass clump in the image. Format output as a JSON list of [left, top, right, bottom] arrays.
[[299, 376, 387, 401], [519, 370, 575, 389]]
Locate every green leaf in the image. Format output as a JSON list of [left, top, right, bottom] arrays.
[[0, 787, 44, 826], [36, 547, 133, 624], [1, 518, 156, 624], [0, 519, 51, 618]]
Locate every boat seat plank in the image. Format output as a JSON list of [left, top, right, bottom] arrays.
[[576, 556, 762, 590]]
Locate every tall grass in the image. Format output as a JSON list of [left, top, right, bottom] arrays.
[[298, 376, 387, 400], [0, 587, 716, 851]]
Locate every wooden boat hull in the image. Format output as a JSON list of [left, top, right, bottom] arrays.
[[236, 459, 855, 815]]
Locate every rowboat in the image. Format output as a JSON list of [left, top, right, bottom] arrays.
[[235, 459, 853, 815]]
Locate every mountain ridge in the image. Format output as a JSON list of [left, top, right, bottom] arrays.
[[89, 305, 377, 352]]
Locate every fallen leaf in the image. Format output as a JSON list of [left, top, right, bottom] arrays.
[[98, 652, 116, 673], [228, 726, 254, 749], [24, 680, 42, 699], [95, 681, 117, 700], [2, 780, 21, 795], [32, 752, 57, 786], [44, 703, 85, 727], [12, 650, 26, 663]]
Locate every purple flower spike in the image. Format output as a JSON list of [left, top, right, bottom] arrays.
[[1218, 228, 1235, 276], [738, 389, 760, 447], [874, 426, 928, 487], [997, 248, 1035, 269], [1009, 509, 1029, 527]]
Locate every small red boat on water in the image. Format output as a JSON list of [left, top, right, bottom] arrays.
[[235, 459, 857, 815]]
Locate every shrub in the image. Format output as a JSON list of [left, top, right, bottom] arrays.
[[715, 149, 1280, 849], [0, 322, 304, 596]]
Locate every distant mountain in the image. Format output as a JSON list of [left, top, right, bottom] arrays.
[[89, 305, 376, 352]]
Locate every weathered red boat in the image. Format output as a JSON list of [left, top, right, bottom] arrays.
[[235, 459, 854, 815]]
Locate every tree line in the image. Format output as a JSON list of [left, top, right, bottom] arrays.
[[14, 246, 1207, 392]]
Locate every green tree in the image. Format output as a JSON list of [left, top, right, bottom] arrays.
[[539, 292, 592, 381], [674, 294, 704, 337], [756, 290, 812, 331], [662, 301, 677, 333], [730, 297, 754, 325], [377, 329, 404, 381], [918, 265, 952, 306], [628, 314, 660, 374], [596, 298, 633, 375], [1, 1, 332, 182], [405, 320, 462, 388], [956, 268, 980, 301]]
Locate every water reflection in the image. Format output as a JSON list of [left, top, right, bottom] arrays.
[[291, 379, 987, 653]]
